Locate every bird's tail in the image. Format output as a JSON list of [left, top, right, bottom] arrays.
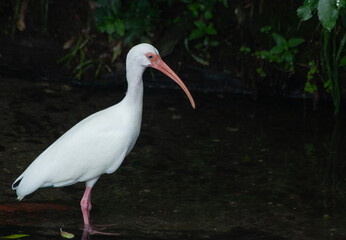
[[12, 175, 25, 200], [12, 164, 50, 200], [12, 177, 22, 190]]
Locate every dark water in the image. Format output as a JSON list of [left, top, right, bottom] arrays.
[[0, 77, 345, 239]]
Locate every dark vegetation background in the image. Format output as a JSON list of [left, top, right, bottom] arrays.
[[1, 1, 346, 239], [0, 0, 345, 115]]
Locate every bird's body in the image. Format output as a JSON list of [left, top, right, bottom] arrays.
[[13, 97, 142, 199], [12, 43, 195, 234]]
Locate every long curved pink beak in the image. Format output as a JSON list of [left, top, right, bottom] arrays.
[[148, 54, 195, 109]]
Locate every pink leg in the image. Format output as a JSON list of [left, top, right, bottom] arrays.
[[80, 186, 92, 226], [79, 178, 118, 235]]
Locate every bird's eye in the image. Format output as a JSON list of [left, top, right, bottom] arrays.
[[148, 55, 153, 59]]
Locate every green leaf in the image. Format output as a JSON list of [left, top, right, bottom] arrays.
[[297, 4, 313, 21], [0, 234, 29, 239], [272, 33, 287, 48], [204, 10, 212, 20], [240, 46, 251, 54], [256, 67, 266, 78], [60, 229, 74, 239], [270, 45, 284, 54], [323, 79, 332, 93], [288, 38, 305, 48], [338, 0, 346, 9], [173, 16, 180, 23], [205, 23, 217, 35], [282, 51, 294, 65], [310, 0, 319, 10], [297, 0, 319, 21], [255, 50, 272, 60], [304, 81, 318, 94], [105, 23, 115, 35], [318, 0, 339, 31], [307, 60, 318, 80], [194, 21, 206, 30], [189, 29, 204, 40], [188, 3, 200, 18], [339, 55, 346, 66], [260, 26, 272, 33], [115, 19, 125, 36]]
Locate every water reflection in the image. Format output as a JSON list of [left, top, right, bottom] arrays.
[[81, 228, 90, 240], [81, 224, 120, 240]]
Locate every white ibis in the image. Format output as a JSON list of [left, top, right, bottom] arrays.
[[12, 43, 195, 234]]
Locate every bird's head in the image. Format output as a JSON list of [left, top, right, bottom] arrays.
[[126, 43, 159, 68], [127, 43, 195, 109]]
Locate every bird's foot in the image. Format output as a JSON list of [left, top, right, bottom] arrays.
[[83, 224, 120, 236]]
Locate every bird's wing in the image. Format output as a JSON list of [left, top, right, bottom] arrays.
[[14, 104, 135, 198]]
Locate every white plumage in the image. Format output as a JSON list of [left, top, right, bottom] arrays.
[[11, 43, 195, 234], [14, 101, 139, 198]]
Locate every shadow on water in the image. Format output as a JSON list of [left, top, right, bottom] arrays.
[[0, 77, 346, 239]]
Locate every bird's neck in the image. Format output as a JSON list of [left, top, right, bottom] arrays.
[[124, 66, 145, 107]]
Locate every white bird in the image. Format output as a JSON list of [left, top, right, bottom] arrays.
[[12, 43, 195, 234]]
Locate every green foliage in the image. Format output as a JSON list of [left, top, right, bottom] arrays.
[[183, 0, 225, 65], [61, 0, 160, 80], [297, 0, 346, 115], [255, 33, 304, 73], [256, 67, 267, 78], [260, 25, 272, 34], [307, 60, 318, 81], [305, 61, 318, 94], [297, 0, 344, 31], [189, 21, 217, 41], [94, 0, 159, 45], [317, 0, 339, 31], [240, 46, 251, 55], [305, 81, 318, 94], [48, 0, 346, 107], [94, 0, 124, 37], [58, 37, 99, 80], [323, 78, 332, 93]]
